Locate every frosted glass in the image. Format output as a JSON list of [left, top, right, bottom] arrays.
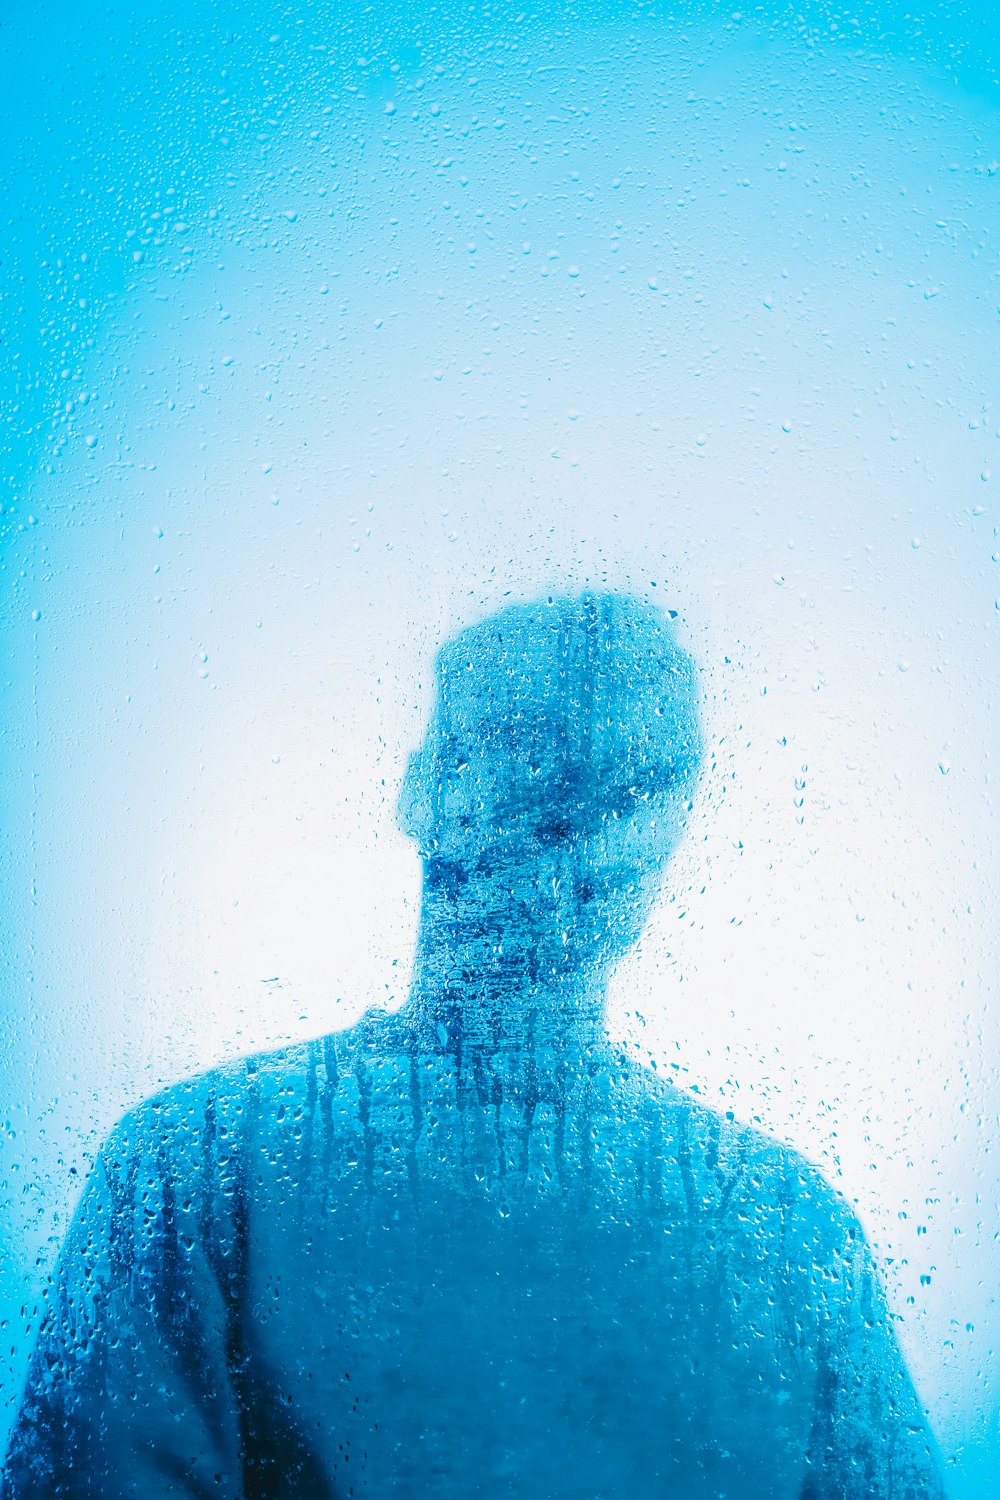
[[1, 5, 996, 1495]]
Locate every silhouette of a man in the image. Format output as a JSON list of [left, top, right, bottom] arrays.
[[6, 594, 944, 1498]]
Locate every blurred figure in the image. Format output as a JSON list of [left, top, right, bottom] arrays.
[[5, 594, 944, 1498]]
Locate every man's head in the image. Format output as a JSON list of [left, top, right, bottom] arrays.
[[399, 592, 701, 972]]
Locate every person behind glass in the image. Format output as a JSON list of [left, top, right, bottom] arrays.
[[6, 593, 945, 1499]]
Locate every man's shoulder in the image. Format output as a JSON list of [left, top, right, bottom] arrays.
[[636, 1065, 862, 1260], [105, 1011, 401, 1163]]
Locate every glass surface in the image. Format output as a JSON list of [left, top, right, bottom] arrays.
[[1, 4, 997, 1496]]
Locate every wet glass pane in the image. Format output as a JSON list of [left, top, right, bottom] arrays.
[[1, 5, 997, 1497]]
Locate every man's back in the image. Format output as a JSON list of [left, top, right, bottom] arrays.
[[6, 1011, 943, 1498]]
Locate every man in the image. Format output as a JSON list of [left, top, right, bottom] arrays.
[[6, 593, 944, 1497]]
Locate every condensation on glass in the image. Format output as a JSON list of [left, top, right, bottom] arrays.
[[1, 6, 996, 1499]]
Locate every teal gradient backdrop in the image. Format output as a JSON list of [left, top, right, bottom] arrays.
[[1, 3, 998, 1494]]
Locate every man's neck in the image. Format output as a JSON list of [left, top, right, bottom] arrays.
[[404, 922, 612, 1060]]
